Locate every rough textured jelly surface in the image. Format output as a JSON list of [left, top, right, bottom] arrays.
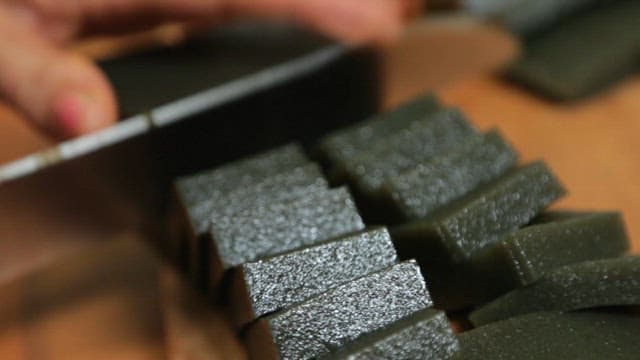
[[210, 187, 364, 269], [456, 311, 640, 360], [317, 93, 441, 165], [469, 256, 640, 326], [186, 163, 328, 235], [422, 161, 563, 262], [341, 108, 479, 194], [383, 128, 519, 220], [324, 309, 459, 360], [175, 143, 308, 206], [472, 211, 629, 291], [257, 261, 431, 360], [240, 227, 398, 319]]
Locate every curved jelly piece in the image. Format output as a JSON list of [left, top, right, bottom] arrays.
[[470, 211, 629, 301], [457, 311, 640, 360], [470, 256, 640, 326]]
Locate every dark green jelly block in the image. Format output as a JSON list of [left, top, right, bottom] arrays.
[[470, 256, 640, 326], [341, 108, 478, 196], [169, 143, 308, 279], [393, 161, 566, 264], [228, 227, 397, 328], [208, 187, 364, 288], [245, 261, 431, 360], [316, 93, 442, 169], [455, 311, 640, 360], [391, 161, 565, 309], [381, 128, 519, 221], [322, 309, 459, 360], [471, 211, 629, 301], [183, 164, 328, 293], [184, 163, 327, 237], [509, 1, 640, 100], [175, 143, 308, 206]]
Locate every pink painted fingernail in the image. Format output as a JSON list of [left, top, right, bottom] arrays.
[[53, 91, 100, 138]]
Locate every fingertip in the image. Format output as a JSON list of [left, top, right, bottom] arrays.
[[46, 57, 118, 139], [52, 89, 116, 139]]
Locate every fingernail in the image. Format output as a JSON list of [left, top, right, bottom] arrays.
[[53, 91, 105, 138]]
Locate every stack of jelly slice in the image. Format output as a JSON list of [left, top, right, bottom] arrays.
[[228, 227, 398, 328], [173, 144, 450, 360], [208, 186, 364, 290], [172, 143, 312, 287], [170, 91, 640, 359], [245, 261, 433, 360]]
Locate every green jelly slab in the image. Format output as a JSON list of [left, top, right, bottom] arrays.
[[245, 261, 431, 360], [183, 163, 327, 237], [456, 311, 640, 360], [509, 1, 640, 100], [323, 309, 459, 360], [393, 161, 566, 264], [170, 143, 308, 276], [182, 164, 328, 292], [316, 93, 441, 169], [381, 128, 518, 221], [175, 143, 308, 206], [228, 227, 398, 328], [471, 211, 629, 301], [391, 161, 565, 309], [341, 108, 478, 196], [208, 187, 365, 288], [470, 256, 640, 326]]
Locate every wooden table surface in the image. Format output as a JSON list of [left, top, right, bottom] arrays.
[[0, 17, 638, 359]]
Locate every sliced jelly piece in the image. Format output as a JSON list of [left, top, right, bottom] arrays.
[[228, 227, 398, 328], [184, 163, 327, 236], [381, 128, 518, 221], [316, 93, 441, 167], [323, 308, 459, 360], [393, 161, 566, 264], [170, 143, 308, 274], [471, 211, 629, 301], [245, 261, 431, 360], [456, 311, 640, 360], [340, 108, 478, 195], [509, 1, 640, 100], [181, 164, 328, 292], [470, 256, 640, 326], [391, 161, 565, 309], [175, 143, 308, 206], [209, 187, 364, 287]]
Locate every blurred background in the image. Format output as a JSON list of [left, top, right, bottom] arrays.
[[0, 1, 638, 358]]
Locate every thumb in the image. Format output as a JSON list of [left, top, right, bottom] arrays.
[[0, 9, 117, 139]]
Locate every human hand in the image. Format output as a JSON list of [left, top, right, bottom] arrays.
[[0, 0, 420, 139]]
